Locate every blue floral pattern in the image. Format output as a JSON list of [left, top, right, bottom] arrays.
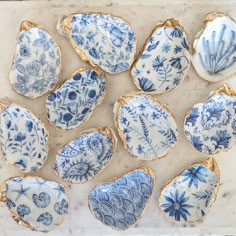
[[131, 19, 190, 94], [159, 159, 219, 222], [54, 128, 116, 183], [46, 69, 105, 130], [184, 88, 236, 154], [192, 13, 236, 82], [0, 104, 49, 173], [9, 21, 61, 98], [115, 93, 178, 160], [60, 13, 136, 74], [2, 176, 69, 232], [89, 168, 155, 230]]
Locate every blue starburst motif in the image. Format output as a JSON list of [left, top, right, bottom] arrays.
[[12, 184, 31, 201]]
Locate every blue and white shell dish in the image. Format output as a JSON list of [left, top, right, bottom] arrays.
[[0, 101, 49, 173], [159, 157, 220, 223], [46, 68, 106, 130], [9, 21, 61, 98], [192, 12, 236, 82], [88, 167, 155, 230], [131, 18, 191, 94], [58, 12, 136, 74], [114, 93, 178, 160], [184, 84, 236, 155], [54, 127, 117, 184], [0, 176, 69, 232]]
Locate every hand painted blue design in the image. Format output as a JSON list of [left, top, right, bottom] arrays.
[[160, 190, 193, 221], [17, 204, 31, 217], [68, 13, 136, 73], [37, 212, 53, 226], [6, 198, 16, 209], [32, 192, 51, 208], [89, 169, 154, 230], [54, 199, 69, 215], [185, 107, 199, 126], [46, 69, 105, 130], [10, 25, 61, 98], [181, 165, 208, 188], [170, 28, 183, 38], [12, 184, 30, 201]]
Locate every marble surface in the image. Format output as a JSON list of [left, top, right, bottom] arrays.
[[0, 0, 236, 235]]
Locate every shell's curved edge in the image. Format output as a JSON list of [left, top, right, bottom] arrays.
[[114, 92, 178, 161], [212, 83, 236, 97], [56, 15, 67, 37], [0, 100, 12, 113], [203, 12, 232, 24], [20, 20, 38, 31]]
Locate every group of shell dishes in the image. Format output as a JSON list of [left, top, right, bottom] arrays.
[[0, 11, 235, 232]]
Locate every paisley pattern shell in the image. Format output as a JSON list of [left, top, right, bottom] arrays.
[[184, 84, 236, 154], [9, 21, 61, 98], [131, 19, 191, 94], [59, 13, 136, 74], [0, 176, 69, 232], [54, 127, 117, 183], [0, 102, 49, 173], [46, 69, 105, 130], [159, 157, 220, 222], [114, 93, 178, 160], [192, 12, 236, 82], [88, 167, 155, 230]]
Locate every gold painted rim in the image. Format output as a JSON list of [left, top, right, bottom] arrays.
[[60, 12, 137, 75], [9, 20, 62, 99], [0, 100, 50, 173], [114, 92, 179, 161], [158, 157, 220, 223], [88, 166, 156, 231], [183, 83, 236, 155], [53, 126, 118, 184], [130, 18, 192, 95], [0, 175, 70, 232], [45, 67, 106, 131]]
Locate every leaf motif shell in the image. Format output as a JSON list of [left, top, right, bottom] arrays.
[[9, 21, 61, 98]]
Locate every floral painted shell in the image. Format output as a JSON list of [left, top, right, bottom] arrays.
[[159, 157, 220, 222], [58, 13, 136, 74], [46, 68, 105, 130], [131, 19, 191, 94], [0, 101, 49, 173], [9, 21, 61, 98], [114, 93, 178, 160], [88, 167, 155, 230], [184, 84, 236, 155], [0, 176, 69, 232], [54, 127, 117, 183], [192, 12, 236, 82]]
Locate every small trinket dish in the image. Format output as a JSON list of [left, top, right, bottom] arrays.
[[9, 20, 61, 98], [131, 18, 191, 94], [184, 84, 236, 155], [58, 12, 136, 74], [88, 167, 155, 230], [46, 68, 105, 130], [54, 127, 117, 184], [114, 93, 178, 160], [159, 157, 220, 222], [192, 12, 236, 82], [0, 101, 49, 173], [0, 176, 69, 232]]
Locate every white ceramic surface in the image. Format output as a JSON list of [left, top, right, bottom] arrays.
[[0, 1, 236, 235]]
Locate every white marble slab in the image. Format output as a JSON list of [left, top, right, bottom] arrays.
[[0, 0, 236, 235]]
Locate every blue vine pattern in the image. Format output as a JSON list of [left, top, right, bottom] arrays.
[[159, 163, 219, 222], [66, 13, 136, 73], [54, 129, 115, 183], [131, 25, 190, 94], [184, 92, 236, 154], [46, 69, 105, 130], [4, 177, 69, 232], [89, 168, 154, 230], [0, 105, 48, 173], [116, 94, 178, 159], [10, 25, 61, 98]]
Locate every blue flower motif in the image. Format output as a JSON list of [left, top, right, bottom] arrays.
[[137, 144, 144, 154], [161, 190, 193, 221], [14, 132, 26, 142], [174, 45, 182, 54], [190, 135, 203, 152], [162, 43, 171, 53], [170, 57, 182, 70], [110, 26, 125, 48], [138, 77, 155, 92], [121, 117, 127, 124], [48, 92, 56, 101], [170, 28, 183, 38], [173, 77, 180, 85], [152, 56, 166, 72], [185, 107, 199, 126], [17, 204, 31, 217], [26, 61, 41, 76], [20, 45, 31, 57], [54, 199, 69, 215], [211, 130, 231, 149], [37, 212, 53, 226], [151, 112, 160, 120], [181, 165, 208, 188], [68, 91, 77, 100], [25, 121, 33, 132]]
